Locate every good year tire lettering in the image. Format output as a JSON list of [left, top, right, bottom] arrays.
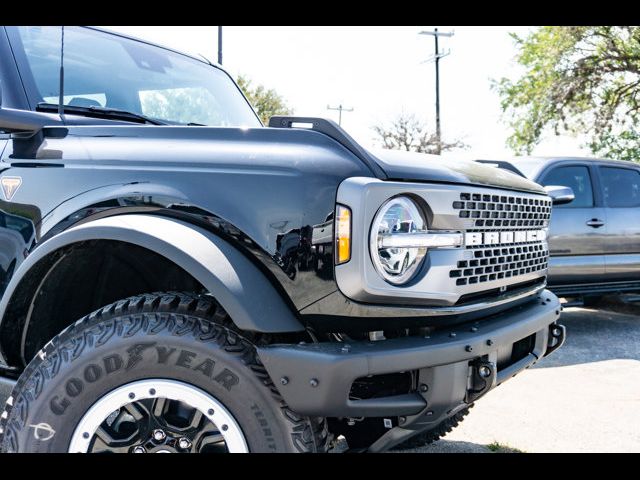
[[49, 345, 239, 415]]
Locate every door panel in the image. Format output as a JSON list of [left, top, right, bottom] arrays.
[[546, 207, 608, 256], [603, 254, 640, 280], [539, 164, 606, 284], [548, 254, 607, 284], [545, 207, 608, 284], [598, 166, 640, 280]]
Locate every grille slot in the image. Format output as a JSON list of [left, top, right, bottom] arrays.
[[456, 278, 545, 305], [450, 242, 548, 286], [452, 192, 551, 228]]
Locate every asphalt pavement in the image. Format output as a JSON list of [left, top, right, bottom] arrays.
[[0, 297, 637, 453], [398, 296, 640, 453]]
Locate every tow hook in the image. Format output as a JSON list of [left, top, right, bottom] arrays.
[[544, 323, 566, 357], [465, 359, 496, 403]]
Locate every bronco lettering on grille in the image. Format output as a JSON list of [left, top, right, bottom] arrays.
[[464, 229, 546, 247]]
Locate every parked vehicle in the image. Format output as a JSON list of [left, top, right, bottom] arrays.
[[477, 157, 640, 298], [0, 26, 566, 453]]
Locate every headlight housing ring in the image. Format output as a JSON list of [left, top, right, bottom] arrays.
[[369, 196, 428, 285]]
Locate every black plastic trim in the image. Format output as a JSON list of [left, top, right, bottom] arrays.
[[268, 116, 387, 179], [550, 280, 640, 296], [0, 214, 306, 367], [257, 291, 561, 417]]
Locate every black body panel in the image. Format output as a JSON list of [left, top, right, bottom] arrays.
[[0, 25, 554, 373], [0, 125, 373, 314]]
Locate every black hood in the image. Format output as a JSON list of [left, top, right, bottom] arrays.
[[368, 148, 546, 194], [266, 117, 546, 194]]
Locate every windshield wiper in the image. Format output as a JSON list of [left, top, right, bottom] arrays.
[[36, 102, 167, 125]]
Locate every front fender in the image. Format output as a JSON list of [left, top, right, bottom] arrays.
[[0, 214, 305, 365]]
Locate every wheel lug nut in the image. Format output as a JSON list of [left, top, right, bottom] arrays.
[[133, 446, 146, 453], [178, 437, 192, 449], [153, 429, 166, 442]]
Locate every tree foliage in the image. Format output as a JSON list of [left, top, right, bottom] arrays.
[[140, 88, 225, 126], [372, 113, 467, 155], [495, 26, 640, 161], [236, 75, 293, 125]]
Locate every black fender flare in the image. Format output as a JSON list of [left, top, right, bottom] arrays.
[[0, 214, 304, 365]]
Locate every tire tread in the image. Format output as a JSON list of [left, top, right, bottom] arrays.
[[0, 291, 330, 453], [393, 405, 472, 450]]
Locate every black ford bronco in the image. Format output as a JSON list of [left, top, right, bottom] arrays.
[[0, 26, 566, 453]]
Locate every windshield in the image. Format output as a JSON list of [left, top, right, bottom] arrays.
[[11, 26, 261, 127]]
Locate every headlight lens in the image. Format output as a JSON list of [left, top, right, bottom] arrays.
[[370, 196, 427, 284]]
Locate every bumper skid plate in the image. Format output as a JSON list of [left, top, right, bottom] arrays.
[[257, 290, 563, 423]]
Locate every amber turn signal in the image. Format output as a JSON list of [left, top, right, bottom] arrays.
[[335, 204, 351, 264]]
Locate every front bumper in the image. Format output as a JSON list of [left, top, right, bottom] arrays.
[[257, 289, 564, 450]]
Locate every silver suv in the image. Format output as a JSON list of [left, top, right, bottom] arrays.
[[477, 157, 640, 298]]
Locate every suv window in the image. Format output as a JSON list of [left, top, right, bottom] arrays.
[[12, 26, 260, 127], [600, 166, 640, 208], [541, 165, 594, 208]]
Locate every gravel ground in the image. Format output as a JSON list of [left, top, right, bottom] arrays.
[[398, 296, 640, 453]]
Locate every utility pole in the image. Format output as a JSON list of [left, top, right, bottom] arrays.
[[419, 28, 454, 154], [217, 26, 223, 65], [327, 104, 354, 126]]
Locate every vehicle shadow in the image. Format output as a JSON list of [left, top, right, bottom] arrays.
[[533, 297, 640, 368], [394, 439, 521, 453]]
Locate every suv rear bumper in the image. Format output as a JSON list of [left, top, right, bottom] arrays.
[[257, 289, 564, 450]]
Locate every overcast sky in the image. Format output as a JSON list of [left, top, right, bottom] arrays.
[[103, 26, 588, 159]]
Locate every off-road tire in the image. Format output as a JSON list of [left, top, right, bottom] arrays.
[[393, 406, 472, 450], [0, 291, 330, 453]]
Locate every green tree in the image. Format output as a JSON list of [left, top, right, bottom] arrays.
[[140, 88, 225, 126], [236, 75, 293, 125], [372, 113, 467, 154], [495, 26, 640, 161]]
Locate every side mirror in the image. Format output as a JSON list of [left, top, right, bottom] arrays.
[[545, 185, 575, 206]]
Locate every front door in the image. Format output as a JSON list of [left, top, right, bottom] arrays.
[[539, 163, 607, 285], [597, 165, 640, 281]]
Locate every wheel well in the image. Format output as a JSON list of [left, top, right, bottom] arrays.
[[1, 240, 204, 367]]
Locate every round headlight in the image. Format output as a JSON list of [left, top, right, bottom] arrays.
[[370, 196, 428, 285]]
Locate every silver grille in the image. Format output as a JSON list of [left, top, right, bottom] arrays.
[[452, 192, 551, 229], [448, 191, 550, 289], [335, 178, 551, 307], [450, 243, 548, 286]]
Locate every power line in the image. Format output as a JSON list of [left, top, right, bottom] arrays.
[[419, 28, 454, 154], [327, 104, 354, 126]]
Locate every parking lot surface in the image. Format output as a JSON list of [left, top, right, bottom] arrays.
[[0, 298, 637, 453], [399, 297, 640, 453]]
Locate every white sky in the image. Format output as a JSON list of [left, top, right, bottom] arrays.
[[102, 26, 589, 159]]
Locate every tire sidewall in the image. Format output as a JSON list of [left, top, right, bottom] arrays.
[[3, 318, 300, 453]]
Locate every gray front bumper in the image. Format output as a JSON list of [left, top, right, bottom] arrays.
[[257, 290, 563, 420]]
